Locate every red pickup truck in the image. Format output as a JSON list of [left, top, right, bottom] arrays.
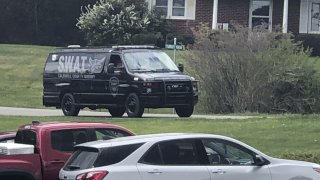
[[0, 121, 134, 180]]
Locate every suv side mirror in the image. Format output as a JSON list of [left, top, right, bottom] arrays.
[[178, 64, 184, 72], [107, 63, 115, 74], [254, 155, 266, 166]]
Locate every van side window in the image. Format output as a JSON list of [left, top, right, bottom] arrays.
[[90, 53, 107, 74], [44, 54, 58, 73], [108, 55, 123, 73]]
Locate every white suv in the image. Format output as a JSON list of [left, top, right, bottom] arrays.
[[59, 133, 320, 180]]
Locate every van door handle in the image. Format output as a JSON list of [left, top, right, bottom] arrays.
[[147, 169, 163, 175], [212, 169, 226, 174]]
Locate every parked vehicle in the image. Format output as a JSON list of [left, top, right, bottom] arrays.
[[0, 121, 134, 180], [43, 46, 199, 118], [0, 131, 16, 143], [60, 133, 320, 180]]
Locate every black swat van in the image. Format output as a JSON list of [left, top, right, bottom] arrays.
[[43, 46, 198, 118]]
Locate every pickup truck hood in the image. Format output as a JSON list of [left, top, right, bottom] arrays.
[[134, 72, 192, 81]]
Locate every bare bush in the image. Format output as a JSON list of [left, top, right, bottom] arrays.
[[186, 24, 320, 114]]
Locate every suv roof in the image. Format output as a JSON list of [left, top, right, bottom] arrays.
[[76, 133, 231, 149]]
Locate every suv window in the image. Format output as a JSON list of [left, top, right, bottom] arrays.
[[140, 144, 162, 165], [15, 130, 37, 146], [140, 139, 208, 165], [64, 143, 143, 171], [51, 129, 88, 152], [202, 139, 255, 166], [64, 147, 99, 171], [94, 143, 143, 167]]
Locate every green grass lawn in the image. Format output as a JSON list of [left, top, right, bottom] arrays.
[[1, 114, 319, 157], [0, 44, 55, 108]]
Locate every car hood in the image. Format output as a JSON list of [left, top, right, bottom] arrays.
[[133, 72, 192, 81], [272, 158, 320, 167]]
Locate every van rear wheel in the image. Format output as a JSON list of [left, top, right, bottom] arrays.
[[175, 106, 194, 118], [108, 107, 125, 117], [61, 93, 80, 116], [125, 93, 144, 118]]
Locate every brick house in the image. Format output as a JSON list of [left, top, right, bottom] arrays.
[[126, 0, 320, 37]]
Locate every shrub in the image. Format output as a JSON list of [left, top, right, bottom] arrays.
[[185, 24, 320, 114], [77, 0, 170, 46], [77, 0, 149, 45], [132, 33, 161, 45]]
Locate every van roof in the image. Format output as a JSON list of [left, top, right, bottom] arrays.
[[55, 45, 159, 53]]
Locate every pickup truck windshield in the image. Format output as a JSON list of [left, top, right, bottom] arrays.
[[123, 51, 179, 72]]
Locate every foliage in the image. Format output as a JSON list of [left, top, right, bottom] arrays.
[[77, 0, 170, 45], [0, 0, 90, 46], [186, 24, 320, 114]]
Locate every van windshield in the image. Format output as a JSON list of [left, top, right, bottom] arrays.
[[123, 51, 179, 72]]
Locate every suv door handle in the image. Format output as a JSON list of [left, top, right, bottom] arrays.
[[212, 169, 226, 174], [147, 169, 163, 175]]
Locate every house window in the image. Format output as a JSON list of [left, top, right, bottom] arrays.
[[155, 0, 168, 16], [154, 0, 194, 20], [310, 2, 320, 32], [300, 0, 320, 34], [250, 0, 273, 30], [172, 0, 185, 17]]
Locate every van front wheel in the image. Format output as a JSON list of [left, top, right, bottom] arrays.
[[175, 106, 194, 118], [125, 93, 144, 118], [61, 93, 80, 116]]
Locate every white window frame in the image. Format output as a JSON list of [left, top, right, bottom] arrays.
[[308, 0, 320, 34], [154, 0, 187, 19], [249, 0, 273, 31]]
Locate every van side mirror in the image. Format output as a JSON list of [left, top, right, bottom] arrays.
[[254, 155, 266, 166], [178, 64, 184, 72], [107, 63, 115, 74]]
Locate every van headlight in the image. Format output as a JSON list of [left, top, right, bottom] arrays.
[[192, 81, 198, 92]]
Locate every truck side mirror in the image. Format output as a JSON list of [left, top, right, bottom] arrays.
[[107, 63, 115, 74], [178, 64, 184, 72]]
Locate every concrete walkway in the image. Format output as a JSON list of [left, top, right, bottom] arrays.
[[0, 106, 259, 120]]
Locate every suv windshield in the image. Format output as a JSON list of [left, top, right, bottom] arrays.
[[123, 51, 179, 72]]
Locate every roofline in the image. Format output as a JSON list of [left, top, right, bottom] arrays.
[[54, 45, 160, 53]]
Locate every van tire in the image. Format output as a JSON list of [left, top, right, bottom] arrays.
[[109, 107, 126, 117], [61, 93, 80, 116], [125, 93, 144, 118], [175, 106, 194, 117]]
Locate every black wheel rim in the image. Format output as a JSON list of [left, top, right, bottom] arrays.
[[128, 96, 137, 113], [63, 96, 73, 112]]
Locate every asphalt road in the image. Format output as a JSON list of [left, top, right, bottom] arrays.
[[0, 106, 258, 120]]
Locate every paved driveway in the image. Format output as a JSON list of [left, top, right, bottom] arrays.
[[0, 106, 259, 120]]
